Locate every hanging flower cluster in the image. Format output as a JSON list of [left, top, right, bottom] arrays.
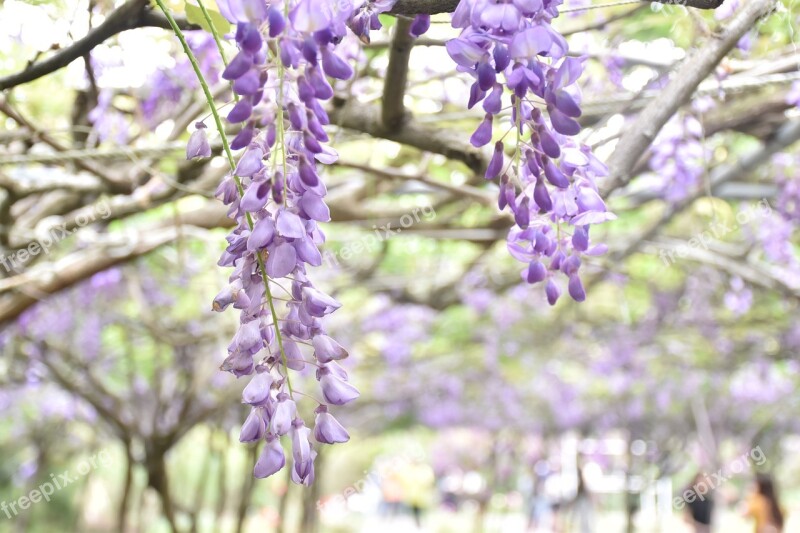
[[649, 111, 708, 204], [347, 0, 397, 42], [182, 0, 617, 484], [772, 152, 800, 223], [203, 0, 373, 483], [447, 0, 614, 304]]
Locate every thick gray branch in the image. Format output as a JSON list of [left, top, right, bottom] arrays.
[[0, 0, 197, 92], [0, 0, 728, 91], [0, 205, 227, 323], [644, 238, 800, 299], [604, 0, 776, 194], [382, 18, 414, 129], [0, 98, 129, 192], [390, 0, 726, 15], [613, 117, 800, 261], [332, 104, 487, 172]]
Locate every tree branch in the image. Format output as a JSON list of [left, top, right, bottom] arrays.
[[611, 117, 800, 262], [336, 159, 495, 205], [0, 98, 129, 192], [0, 0, 728, 92], [0, 203, 228, 323], [645, 238, 800, 299], [389, 0, 726, 15], [331, 104, 487, 173], [382, 18, 414, 129], [0, 0, 197, 92], [604, 0, 777, 194]]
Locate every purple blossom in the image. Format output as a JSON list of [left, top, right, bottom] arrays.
[[317, 365, 360, 405], [448, 0, 613, 304], [254, 434, 286, 478], [313, 404, 350, 443], [409, 15, 431, 38], [787, 81, 800, 108], [290, 419, 316, 485], [208, 0, 363, 483], [648, 112, 708, 204]]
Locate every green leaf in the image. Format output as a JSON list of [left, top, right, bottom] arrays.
[[378, 14, 396, 28], [184, 2, 230, 36]]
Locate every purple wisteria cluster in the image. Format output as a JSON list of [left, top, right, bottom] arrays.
[[142, 34, 221, 127], [192, 0, 386, 483], [773, 152, 800, 223], [648, 110, 708, 204], [446, 0, 614, 304]]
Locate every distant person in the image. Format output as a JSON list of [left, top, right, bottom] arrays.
[[744, 473, 785, 533], [399, 459, 435, 529], [527, 474, 554, 532], [569, 470, 594, 533], [379, 465, 404, 518], [684, 473, 714, 533]]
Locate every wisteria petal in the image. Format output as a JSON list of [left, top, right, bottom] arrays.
[[242, 372, 273, 404], [300, 192, 331, 221], [314, 405, 350, 444], [313, 334, 348, 363], [235, 147, 263, 177], [222, 51, 253, 80], [549, 109, 581, 136], [445, 39, 486, 67], [319, 372, 360, 405], [271, 393, 297, 435], [240, 181, 271, 212], [247, 217, 275, 251], [254, 436, 286, 478], [240, 408, 266, 442], [509, 26, 552, 59], [266, 243, 297, 277], [321, 48, 353, 80], [227, 98, 253, 123], [277, 210, 306, 238], [470, 114, 494, 147], [568, 274, 586, 302], [186, 126, 211, 160], [290, 0, 333, 32]]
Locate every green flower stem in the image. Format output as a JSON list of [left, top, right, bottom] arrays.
[[195, 0, 229, 66], [195, 0, 239, 102], [155, 0, 293, 395], [514, 98, 521, 173]]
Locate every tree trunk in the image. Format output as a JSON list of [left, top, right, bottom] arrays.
[[235, 446, 259, 533], [145, 446, 179, 533], [300, 449, 324, 533], [118, 440, 134, 532], [625, 438, 637, 533], [276, 467, 292, 533]]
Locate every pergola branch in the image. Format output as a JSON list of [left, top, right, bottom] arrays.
[[332, 104, 487, 172], [389, 0, 726, 15], [644, 238, 800, 299], [0, 98, 129, 192], [612, 118, 800, 262], [0, 203, 231, 323], [604, 0, 777, 194], [0, 0, 197, 92], [382, 18, 414, 129], [0, 0, 729, 93]]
